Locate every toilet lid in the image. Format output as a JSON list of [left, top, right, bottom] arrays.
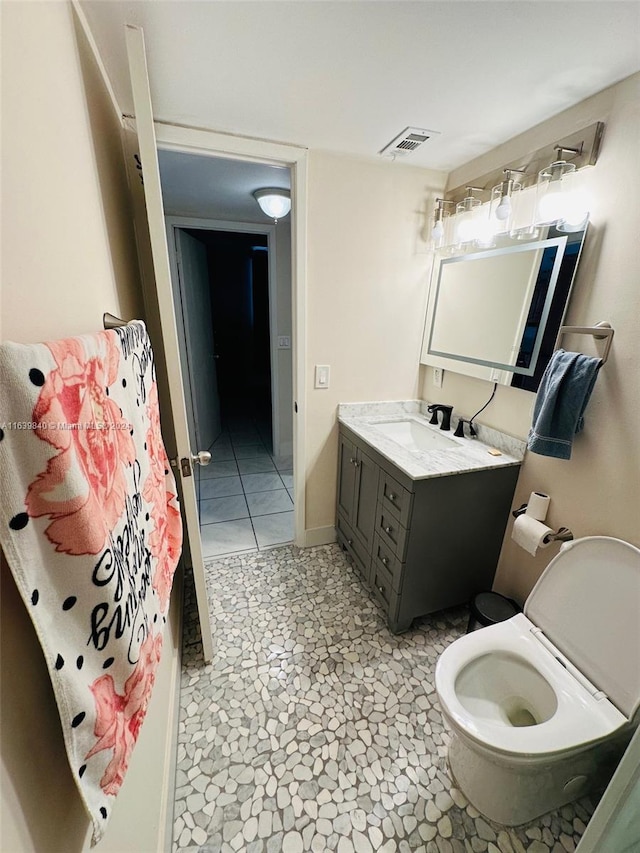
[[525, 536, 640, 719]]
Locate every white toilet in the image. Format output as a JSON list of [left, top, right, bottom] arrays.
[[435, 536, 640, 825]]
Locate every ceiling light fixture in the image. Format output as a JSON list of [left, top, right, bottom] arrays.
[[253, 188, 291, 223]]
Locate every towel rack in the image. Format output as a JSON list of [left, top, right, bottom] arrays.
[[554, 321, 614, 365], [103, 312, 129, 330]]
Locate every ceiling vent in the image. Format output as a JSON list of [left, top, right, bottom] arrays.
[[379, 126, 440, 159]]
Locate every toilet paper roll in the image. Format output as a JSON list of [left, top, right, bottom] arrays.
[[512, 514, 553, 556], [525, 491, 550, 522]]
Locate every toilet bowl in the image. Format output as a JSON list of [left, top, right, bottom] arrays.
[[434, 536, 640, 825]]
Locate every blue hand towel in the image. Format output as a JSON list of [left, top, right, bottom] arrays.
[[528, 349, 602, 459]]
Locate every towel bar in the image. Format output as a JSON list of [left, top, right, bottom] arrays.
[[103, 312, 129, 330], [554, 321, 614, 364]]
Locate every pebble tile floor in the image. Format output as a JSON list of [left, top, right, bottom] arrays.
[[173, 544, 598, 853]]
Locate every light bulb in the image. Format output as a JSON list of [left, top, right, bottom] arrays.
[[431, 220, 444, 241], [475, 216, 497, 248], [538, 187, 567, 222], [495, 194, 512, 221], [559, 189, 590, 230], [456, 217, 477, 243]]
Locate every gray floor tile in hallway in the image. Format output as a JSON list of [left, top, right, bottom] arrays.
[[174, 545, 597, 853], [198, 416, 295, 559], [252, 511, 294, 549], [246, 489, 293, 517]]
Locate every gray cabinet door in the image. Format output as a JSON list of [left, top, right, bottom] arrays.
[[337, 433, 357, 525], [352, 448, 379, 554]]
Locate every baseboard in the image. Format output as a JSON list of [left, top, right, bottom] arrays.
[[303, 526, 337, 547], [276, 439, 293, 459]]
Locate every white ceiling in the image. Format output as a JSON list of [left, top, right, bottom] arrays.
[[80, 1, 640, 173], [158, 150, 290, 222]]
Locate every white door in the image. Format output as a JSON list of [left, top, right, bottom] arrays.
[[174, 228, 222, 451], [125, 24, 214, 661]]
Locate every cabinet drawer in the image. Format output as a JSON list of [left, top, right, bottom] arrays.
[[336, 512, 370, 581], [376, 506, 408, 559], [378, 472, 412, 526], [371, 559, 396, 612], [372, 534, 403, 592]]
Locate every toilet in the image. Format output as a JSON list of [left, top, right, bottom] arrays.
[[435, 536, 640, 825]]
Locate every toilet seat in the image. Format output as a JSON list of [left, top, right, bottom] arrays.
[[435, 612, 627, 757]]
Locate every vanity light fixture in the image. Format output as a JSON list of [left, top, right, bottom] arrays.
[[455, 188, 484, 245], [431, 198, 455, 246], [443, 122, 603, 227], [253, 188, 291, 223], [536, 147, 590, 230], [492, 169, 524, 222], [486, 169, 526, 240]]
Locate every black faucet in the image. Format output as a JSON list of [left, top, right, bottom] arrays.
[[427, 404, 453, 431], [454, 418, 478, 438]]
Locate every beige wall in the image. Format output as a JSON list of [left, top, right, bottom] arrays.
[[304, 152, 446, 534], [1, 3, 180, 850], [419, 74, 640, 601]]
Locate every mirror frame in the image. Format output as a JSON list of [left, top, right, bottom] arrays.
[[420, 223, 588, 390]]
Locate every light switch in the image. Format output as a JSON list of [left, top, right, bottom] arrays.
[[278, 335, 291, 349], [315, 365, 330, 389]]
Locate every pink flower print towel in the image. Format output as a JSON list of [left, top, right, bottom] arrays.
[[0, 321, 182, 844]]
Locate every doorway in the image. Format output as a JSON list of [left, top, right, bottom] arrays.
[[183, 229, 272, 440], [167, 219, 294, 558], [158, 147, 295, 559]]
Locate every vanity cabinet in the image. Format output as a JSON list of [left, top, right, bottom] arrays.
[[336, 432, 379, 578], [336, 424, 520, 633]]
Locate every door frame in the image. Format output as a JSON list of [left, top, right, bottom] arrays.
[[154, 124, 307, 548], [166, 216, 284, 457]]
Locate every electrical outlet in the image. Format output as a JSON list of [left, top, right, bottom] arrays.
[[433, 367, 443, 388]]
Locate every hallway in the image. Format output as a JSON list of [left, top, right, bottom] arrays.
[[197, 414, 294, 558], [173, 546, 596, 853]]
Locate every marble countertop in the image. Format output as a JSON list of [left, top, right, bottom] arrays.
[[338, 400, 525, 481]]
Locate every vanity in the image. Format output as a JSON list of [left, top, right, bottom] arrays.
[[336, 402, 524, 633]]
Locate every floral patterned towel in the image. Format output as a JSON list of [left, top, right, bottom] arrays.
[[0, 321, 182, 844]]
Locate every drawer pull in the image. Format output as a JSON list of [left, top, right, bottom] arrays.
[[388, 492, 396, 501], [349, 457, 357, 464], [381, 557, 389, 566], [347, 539, 353, 546], [377, 583, 386, 594], [384, 525, 393, 534]]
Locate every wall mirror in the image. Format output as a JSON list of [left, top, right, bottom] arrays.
[[420, 224, 587, 391]]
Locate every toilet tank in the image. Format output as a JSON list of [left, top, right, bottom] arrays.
[[524, 536, 640, 720]]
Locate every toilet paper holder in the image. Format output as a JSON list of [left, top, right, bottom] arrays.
[[511, 504, 574, 543], [542, 527, 574, 544]]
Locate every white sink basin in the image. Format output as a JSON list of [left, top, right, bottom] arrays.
[[374, 419, 458, 452]]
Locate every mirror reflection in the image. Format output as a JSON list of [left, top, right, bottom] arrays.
[[420, 224, 587, 391]]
